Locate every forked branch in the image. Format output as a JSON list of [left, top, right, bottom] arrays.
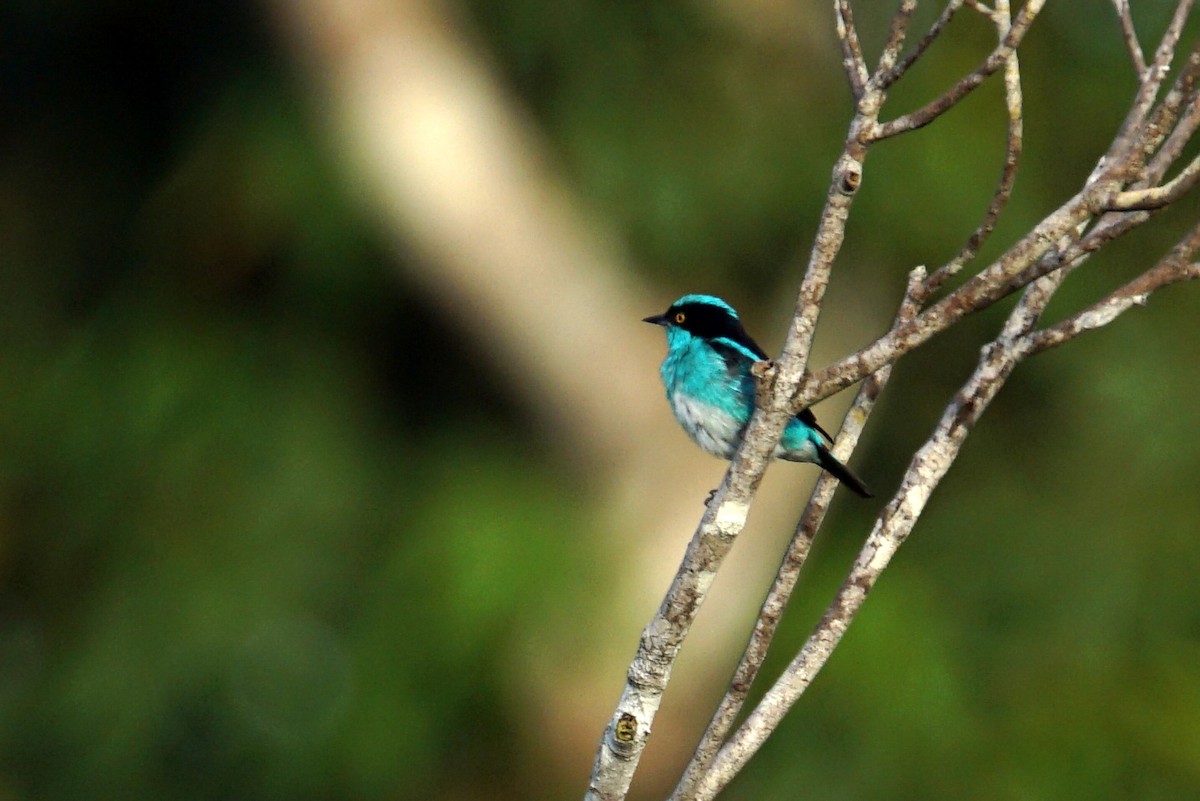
[[870, 0, 1047, 140], [669, 268, 924, 801], [586, 4, 1200, 800]]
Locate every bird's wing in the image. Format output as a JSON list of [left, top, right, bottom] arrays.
[[709, 335, 834, 444], [708, 337, 764, 373], [707, 316, 770, 365]]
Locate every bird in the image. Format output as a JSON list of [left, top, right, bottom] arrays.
[[644, 294, 873, 498]]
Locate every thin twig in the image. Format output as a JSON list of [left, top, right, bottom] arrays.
[[584, 463, 775, 801], [1147, 84, 1200, 181], [836, 0, 870, 98], [870, 0, 1047, 141], [1112, 0, 1148, 77], [1027, 222, 1200, 354], [875, 0, 920, 79], [1101, 152, 1200, 210], [878, 0, 965, 90], [791, 180, 1106, 415], [801, 35, 1200, 411], [771, 144, 876, 423], [1006, 163, 1168, 300], [1095, 42, 1200, 206], [921, 0, 1024, 298], [1107, 0, 1196, 164], [1125, 43, 1200, 175]]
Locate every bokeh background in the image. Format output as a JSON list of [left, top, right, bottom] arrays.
[[2, 1, 1199, 799]]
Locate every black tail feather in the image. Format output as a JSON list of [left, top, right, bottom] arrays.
[[816, 447, 873, 498]]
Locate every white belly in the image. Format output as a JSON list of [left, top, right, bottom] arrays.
[[669, 391, 817, 462], [670, 392, 743, 459]]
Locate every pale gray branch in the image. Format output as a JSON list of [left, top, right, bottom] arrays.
[[1130, 44, 1200, 171], [870, 0, 1047, 140], [836, 0, 870, 97], [1101, 152, 1200, 210], [1027, 222, 1200, 354], [875, 0, 920, 79], [798, 35, 1200, 413], [1107, 0, 1196, 163], [669, 267, 925, 801], [689, 271, 1068, 801], [877, 0, 965, 90], [1112, 0, 1148, 77], [921, 0, 1024, 298], [584, 475, 767, 801], [793, 182, 1103, 415], [1148, 85, 1200, 181]]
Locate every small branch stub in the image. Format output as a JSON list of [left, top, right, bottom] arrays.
[[838, 163, 863, 195], [611, 712, 640, 757], [750, 358, 777, 412]]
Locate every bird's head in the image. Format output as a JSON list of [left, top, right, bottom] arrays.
[[643, 294, 754, 349], [643, 293, 739, 332]]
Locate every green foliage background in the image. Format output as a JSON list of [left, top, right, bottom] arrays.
[[1, 2, 1198, 800]]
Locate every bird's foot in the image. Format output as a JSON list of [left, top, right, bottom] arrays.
[[704, 488, 718, 506]]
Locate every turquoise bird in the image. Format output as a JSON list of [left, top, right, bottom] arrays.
[[644, 294, 872, 498]]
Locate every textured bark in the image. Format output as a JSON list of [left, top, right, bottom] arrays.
[[592, 2, 1200, 800]]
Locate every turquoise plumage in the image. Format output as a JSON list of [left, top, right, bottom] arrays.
[[644, 294, 872, 498]]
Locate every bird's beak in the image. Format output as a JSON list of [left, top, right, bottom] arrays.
[[643, 313, 669, 326]]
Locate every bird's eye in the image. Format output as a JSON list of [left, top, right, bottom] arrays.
[[674, 312, 686, 324]]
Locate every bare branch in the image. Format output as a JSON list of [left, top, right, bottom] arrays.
[[1027, 222, 1200, 354], [875, 0, 920, 79], [1111, 43, 1200, 198], [921, 0, 1024, 297], [1107, 0, 1196, 163], [584, 474, 769, 800], [1101, 152, 1200, 210], [1010, 164, 1169, 296], [1147, 84, 1200, 181], [836, 0, 870, 98], [807, 38, 1199, 409], [690, 272, 1068, 801], [586, 5, 1200, 798], [669, 268, 924, 801], [1130, 44, 1200, 170], [877, 1, 965, 90], [1112, 0, 1148, 77], [792, 181, 1105, 416], [769, 145, 872, 423], [870, 0, 1047, 141]]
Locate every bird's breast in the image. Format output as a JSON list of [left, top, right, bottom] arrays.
[[669, 390, 743, 459]]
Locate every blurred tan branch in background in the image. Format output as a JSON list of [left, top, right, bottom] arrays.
[[266, 2, 847, 790], [267, 0, 659, 465]]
